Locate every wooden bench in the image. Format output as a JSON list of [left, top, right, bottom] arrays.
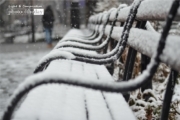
[[2, 0, 180, 120], [13, 60, 135, 120]]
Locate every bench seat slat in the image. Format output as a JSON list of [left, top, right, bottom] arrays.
[[13, 85, 60, 119], [83, 62, 100, 80], [85, 90, 113, 120], [61, 86, 86, 120], [35, 85, 67, 120], [71, 60, 84, 74], [94, 65, 114, 81], [103, 92, 136, 120]]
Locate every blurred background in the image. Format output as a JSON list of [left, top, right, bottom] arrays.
[[0, 0, 132, 43], [1, 1, 180, 120]]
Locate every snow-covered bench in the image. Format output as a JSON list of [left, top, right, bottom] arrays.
[[2, 0, 180, 120], [13, 60, 136, 120]]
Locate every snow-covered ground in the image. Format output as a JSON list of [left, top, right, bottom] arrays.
[[0, 42, 52, 118]]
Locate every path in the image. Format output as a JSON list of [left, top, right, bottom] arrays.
[[0, 42, 55, 118]]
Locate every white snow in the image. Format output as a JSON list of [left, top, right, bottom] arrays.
[[146, 21, 157, 32], [55, 36, 107, 50], [108, 0, 180, 22], [103, 92, 136, 120], [2, 0, 180, 119], [85, 90, 112, 120], [37, 49, 76, 67], [11, 59, 136, 120], [59, 33, 103, 44], [4, 57, 158, 118], [57, 47, 97, 56], [61, 28, 96, 40], [0, 49, 50, 118], [96, 24, 180, 72]]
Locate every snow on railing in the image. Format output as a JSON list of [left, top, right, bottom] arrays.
[[108, 0, 180, 21], [91, 24, 180, 72]]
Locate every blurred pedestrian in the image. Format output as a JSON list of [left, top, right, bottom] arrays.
[[42, 5, 54, 48]]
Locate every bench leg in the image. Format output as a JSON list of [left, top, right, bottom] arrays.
[[141, 54, 151, 92], [123, 47, 137, 101], [160, 70, 178, 120], [122, 21, 146, 101]]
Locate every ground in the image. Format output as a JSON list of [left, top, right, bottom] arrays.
[[0, 42, 53, 118]]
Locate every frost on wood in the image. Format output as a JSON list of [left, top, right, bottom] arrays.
[[11, 60, 136, 120]]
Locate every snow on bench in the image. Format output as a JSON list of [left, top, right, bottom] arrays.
[[13, 60, 135, 120], [2, 0, 179, 120]]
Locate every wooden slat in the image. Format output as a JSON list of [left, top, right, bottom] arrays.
[[36, 85, 67, 120], [61, 87, 86, 120], [103, 92, 136, 120], [85, 90, 113, 120]]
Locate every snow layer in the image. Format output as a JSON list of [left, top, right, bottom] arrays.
[[98, 24, 180, 72], [109, 0, 180, 22], [146, 21, 157, 32], [4, 57, 159, 120], [57, 47, 97, 56], [103, 92, 135, 120], [12, 60, 136, 120], [37, 49, 76, 67], [59, 33, 103, 44]]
